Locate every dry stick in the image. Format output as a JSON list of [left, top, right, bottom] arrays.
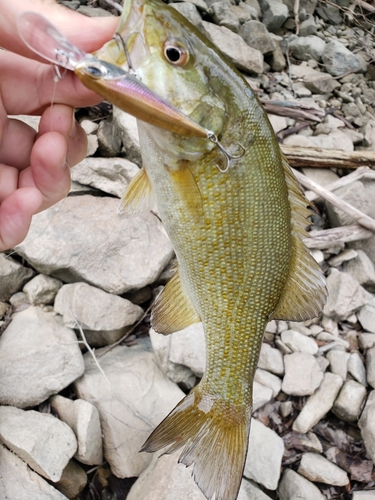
[[292, 168, 375, 233], [282, 145, 375, 169], [304, 225, 373, 249]]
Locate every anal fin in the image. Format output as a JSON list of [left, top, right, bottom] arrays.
[[271, 156, 327, 321], [117, 167, 154, 216], [151, 268, 200, 335]]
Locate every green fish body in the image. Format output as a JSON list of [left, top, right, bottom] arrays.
[[94, 2, 327, 499]]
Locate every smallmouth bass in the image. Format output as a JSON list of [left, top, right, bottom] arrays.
[[91, 2, 327, 499]]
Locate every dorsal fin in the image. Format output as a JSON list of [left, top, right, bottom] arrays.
[[167, 160, 203, 220], [117, 167, 155, 216], [271, 155, 327, 321], [151, 268, 201, 335]]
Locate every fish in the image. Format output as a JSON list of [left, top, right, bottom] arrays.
[[91, 1, 327, 499]]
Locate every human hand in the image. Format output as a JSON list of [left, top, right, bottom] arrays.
[[0, 0, 117, 251]]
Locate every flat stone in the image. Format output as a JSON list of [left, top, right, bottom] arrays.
[[201, 21, 263, 74], [0, 306, 84, 408], [50, 395, 103, 466], [307, 129, 354, 152], [243, 418, 284, 490], [332, 380, 367, 422], [240, 20, 275, 54], [323, 269, 368, 321], [326, 350, 350, 380], [70, 157, 140, 198], [358, 305, 375, 334], [352, 492, 375, 500], [16, 195, 174, 295], [367, 346, 375, 388], [261, 0, 289, 32], [112, 107, 142, 166], [254, 368, 282, 397], [292, 372, 343, 433], [238, 478, 273, 499], [302, 167, 339, 187], [170, 3, 204, 31], [358, 390, 375, 462], [288, 36, 326, 62], [0, 254, 35, 301], [211, 2, 240, 32], [298, 452, 349, 486], [258, 342, 284, 375], [168, 324, 206, 378], [0, 406, 77, 482], [55, 460, 87, 500], [0, 444, 68, 500], [278, 469, 325, 500], [268, 114, 288, 134], [322, 40, 364, 77], [281, 329, 318, 355], [74, 339, 184, 477], [343, 250, 375, 292], [23, 274, 63, 305], [54, 282, 143, 347], [329, 181, 374, 228], [282, 352, 323, 396], [253, 381, 273, 411], [348, 352, 367, 386], [359, 333, 375, 350]]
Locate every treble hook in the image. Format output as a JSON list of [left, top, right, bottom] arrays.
[[112, 32, 138, 75], [206, 131, 246, 173]]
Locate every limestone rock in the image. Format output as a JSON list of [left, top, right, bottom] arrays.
[[292, 372, 343, 433], [358, 305, 375, 334], [16, 196, 174, 294], [348, 352, 367, 386], [240, 20, 276, 54], [112, 107, 142, 165], [253, 381, 273, 411], [261, 0, 289, 32], [367, 346, 375, 388], [170, 2, 204, 31], [326, 350, 350, 380], [74, 339, 184, 477], [0, 254, 35, 301], [54, 282, 143, 347], [243, 418, 284, 490], [55, 460, 87, 500], [282, 352, 323, 396], [298, 452, 349, 486], [70, 157, 139, 198], [343, 250, 375, 292], [358, 390, 375, 462], [254, 368, 281, 397], [0, 406, 77, 482], [22, 273, 63, 305], [238, 478, 273, 499], [258, 342, 284, 375], [278, 469, 325, 500], [50, 395, 103, 466], [322, 40, 364, 77], [201, 21, 263, 74], [332, 380, 367, 422], [211, 2, 240, 32], [352, 492, 375, 500], [281, 329, 318, 355], [0, 444, 68, 500], [288, 36, 326, 62], [0, 306, 84, 408]]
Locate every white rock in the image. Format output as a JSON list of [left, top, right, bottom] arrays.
[[253, 381, 273, 411], [278, 468, 325, 500], [326, 350, 350, 380], [54, 460, 87, 499], [352, 491, 375, 499], [54, 282, 143, 347], [16, 195, 174, 294], [254, 368, 281, 397], [113, 108, 142, 165], [292, 372, 343, 433], [70, 157, 140, 198], [244, 418, 284, 490], [0, 306, 84, 408], [302, 167, 339, 187], [268, 114, 288, 134], [332, 380, 367, 422], [0, 406, 77, 482], [359, 333, 375, 350], [258, 343, 284, 375], [348, 352, 367, 386], [50, 395, 103, 466], [74, 339, 184, 477], [358, 390, 375, 462], [168, 323, 206, 377], [22, 274, 63, 305], [281, 329, 318, 355], [238, 478, 273, 500], [329, 248, 358, 267], [282, 352, 323, 396], [0, 254, 35, 301], [367, 346, 375, 388], [0, 444, 68, 500], [358, 305, 375, 334], [298, 452, 349, 486], [343, 250, 375, 291]]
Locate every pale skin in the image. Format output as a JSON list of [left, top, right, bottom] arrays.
[[0, 0, 118, 251]]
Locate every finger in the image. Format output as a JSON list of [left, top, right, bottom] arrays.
[[0, 187, 42, 252], [20, 131, 72, 211], [0, 116, 36, 169], [0, 164, 18, 203]]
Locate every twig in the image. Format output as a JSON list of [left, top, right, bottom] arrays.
[[281, 145, 375, 169], [292, 168, 375, 233], [100, 0, 123, 13], [304, 225, 373, 249], [262, 101, 324, 122], [75, 319, 153, 429]]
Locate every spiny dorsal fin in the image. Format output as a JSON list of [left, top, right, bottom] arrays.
[[167, 160, 203, 220], [141, 386, 250, 500], [151, 268, 200, 335], [271, 155, 327, 321], [117, 167, 154, 216]]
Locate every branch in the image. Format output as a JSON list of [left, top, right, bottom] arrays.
[[305, 225, 373, 249], [282, 145, 375, 169]]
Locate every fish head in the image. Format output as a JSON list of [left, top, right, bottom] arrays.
[[95, 0, 228, 157]]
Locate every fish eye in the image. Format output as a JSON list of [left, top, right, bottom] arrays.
[[163, 40, 189, 66]]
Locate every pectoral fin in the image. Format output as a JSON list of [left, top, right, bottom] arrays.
[[168, 160, 203, 220], [117, 167, 154, 216], [271, 156, 327, 322], [151, 268, 200, 335]]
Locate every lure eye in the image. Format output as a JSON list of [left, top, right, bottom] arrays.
[[83, 64, 106, 79], [163, 40, 189, 66]]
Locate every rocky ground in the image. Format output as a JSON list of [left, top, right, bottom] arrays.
[[1, 0, 375, 498]]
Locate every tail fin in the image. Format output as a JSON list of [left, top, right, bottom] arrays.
[[141, 387, 251, 500]]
